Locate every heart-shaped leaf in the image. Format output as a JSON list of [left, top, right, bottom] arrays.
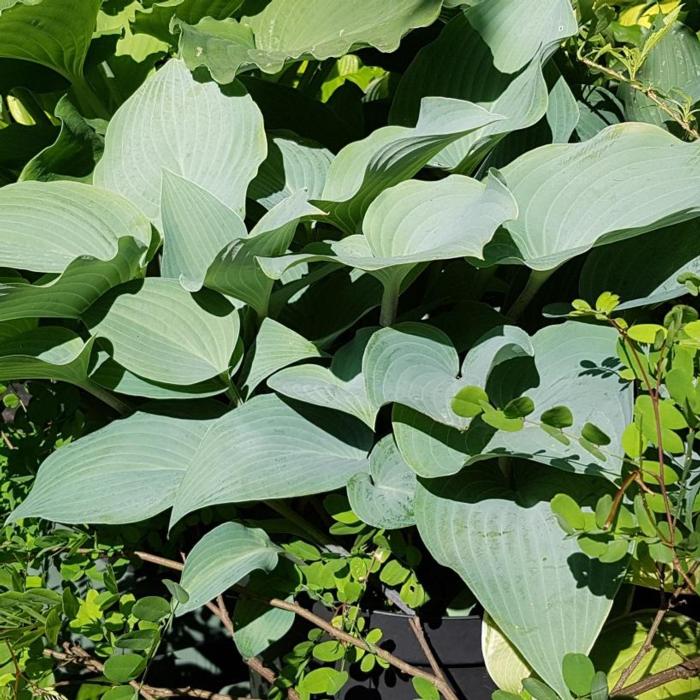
[[94, 58, 266, 227], [347, 435, 417, 530], [416, 462, 624, 699], [84, 278, 240, 385]]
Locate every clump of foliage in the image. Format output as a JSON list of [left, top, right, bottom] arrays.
[[1, 1, 700, 700]]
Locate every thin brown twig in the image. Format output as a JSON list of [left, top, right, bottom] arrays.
[[44, 645, 242, 700], [407, 616, 452, 691], [134, 551, 460, 700], [615, 655, 700, 697], [579, 55, 700, 140]]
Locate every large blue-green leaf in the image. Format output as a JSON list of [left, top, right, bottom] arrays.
[[242, 318, 321, 394], [312, 99, 504, 233], [347, 435, 417, 530], [0, 180, 150, 273], [467, 0, 577, 74], [248, 132, 333, 211], [259, 173, 516, 302], [493, 124, 700, 270], [84, 278, 240, 385], [9, 405, 223, 524], [268, 328, 378, 428], [390, 12, 551, 172], [170, 394, 372, 525], [416, 463, 623, 700], [177, 0, 442, 83], [94, 59, 266, 227], [177, 522, 279, 615], [365, 322, 631, 478]]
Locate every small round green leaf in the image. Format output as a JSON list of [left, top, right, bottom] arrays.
[[503, 396, 535, 419], [451, 385, 488, 418], [103, 654, 145, 684], [131, 596, 171, 622], [581, 422, 611, 446], [103, 687, 138, 700], [540, 405, 574, 429], [551, 493, 585, 533], [562, 652, 595, 696], [115, 629, 158, 651]]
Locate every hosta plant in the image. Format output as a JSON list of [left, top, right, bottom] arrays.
[[2, 0, 700, 699]]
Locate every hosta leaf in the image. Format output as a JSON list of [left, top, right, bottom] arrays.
[[579, 219, 700, 310], [0, 180, 150, 273], [0, 0, 100, 80], [364, 323, 464, 428], [248, 132, 333, 211], [19, 96, 104, 182], [259, 172, 516, 298], [390, 12, 550, 172], [84, 278, 240, 385], [170, 394, 372, 525], [205, 191, 322, 316], [177, 522, 279, 615], [619, 22, 700, 128], [9, 405, 223, 524], [268, 328, 378, 428], [160, 171, 247, 292], [242, 318, 321, 394], [90, 354, 228, 401], [132, 0, 243, 45], [546, 73, 579, 143], [347, 435, 417, 530], [313, 99, 504, 233], [94, 59, 266, 227], [0, 327, 94, 387], [177, 0, 442, 83], [384, 322, 631, 478], [494, 124, 700, 270], [468, 0, 577, 74], [416, 463, 624, 700], [232, 563, 297, 658], [0, 238, 146, 322]]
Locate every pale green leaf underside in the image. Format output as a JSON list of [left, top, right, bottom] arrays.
[[0, 326, 94, 386], [416, 464, 623, 699], [178, 0, 442, 83], [94, 59, 266, 228], [0, 238, 146, 322], [178, 522, 279, 615], [0, 180, 151, 274], [170, 394, 372, 526], [498, 123, 700, 270], [347, 435, 417, 530], [84, 277, 240, 385]]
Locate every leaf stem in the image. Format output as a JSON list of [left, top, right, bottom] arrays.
[[78, 381, 131, 416], [263, 498, 334, 548], [379, 277, 402, 327], [506, 268, 553, 321]]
